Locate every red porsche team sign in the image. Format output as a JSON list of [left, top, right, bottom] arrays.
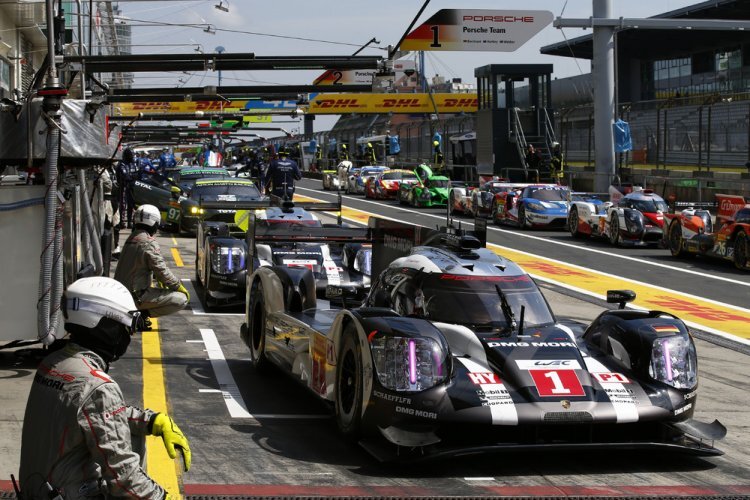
[[401, 9, 553, 52]]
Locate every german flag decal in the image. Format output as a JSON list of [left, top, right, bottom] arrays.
[[652, 324, 682, 333]]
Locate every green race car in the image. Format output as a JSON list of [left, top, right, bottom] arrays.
[[397, 164, 450, 207]]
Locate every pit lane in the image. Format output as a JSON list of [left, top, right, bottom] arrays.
[[2, 201, 750, 499]]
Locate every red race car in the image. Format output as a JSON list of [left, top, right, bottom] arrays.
[[364, 169, 419, 199], [664, 193, 750, 270]]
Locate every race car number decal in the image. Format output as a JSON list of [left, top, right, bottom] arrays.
[[283, 259, 317, 270], [529, 369, 585, 397], [591, 372, 630, 384]]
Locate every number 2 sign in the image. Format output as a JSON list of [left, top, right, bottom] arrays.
[[529, 370, 585, 397]]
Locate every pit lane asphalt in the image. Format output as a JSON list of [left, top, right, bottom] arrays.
[[1, 214, 749, 498]]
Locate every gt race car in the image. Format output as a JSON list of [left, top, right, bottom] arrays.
[[180, 178, 264, 234], [450, 180, 525, 218], [398, 164, 450, 207], [171, 167, 230, 194], [131, 174, 185, 229], [241, 216, 724, 460], [365, 169, 419, 200], [493, 184, 570, 229], [664, 193, 750, 270], [347, 166, 388, 195], [321, 170, 340, 191], [569, 187, 667, 246]]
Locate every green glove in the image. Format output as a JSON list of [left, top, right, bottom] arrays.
[[151, 413, 191, 471], [176, 283, 190, 302]]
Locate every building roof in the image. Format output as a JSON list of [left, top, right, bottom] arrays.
[[541, 0, 750, 59]]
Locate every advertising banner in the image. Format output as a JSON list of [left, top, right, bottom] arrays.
[[313, 69, 376, 85], [308, 93, 477, 114], [401, 9, 553, 52]]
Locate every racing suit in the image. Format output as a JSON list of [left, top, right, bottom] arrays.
[[117, 161, 139, 228], [158, 153, 177, 173], [264, 158, 301, 199], [114, 228, 187, 317], [19, 343, 165, 500], [337, 160, 352, 189]]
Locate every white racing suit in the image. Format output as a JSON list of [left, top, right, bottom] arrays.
[[19, 343, 165, 500], [114, 229, 187, 317]]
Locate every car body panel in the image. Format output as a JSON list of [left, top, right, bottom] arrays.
[[365, 169, 419, 199], [180, 178, 263, 233]]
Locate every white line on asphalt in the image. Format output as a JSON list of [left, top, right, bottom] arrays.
[[465, 478, 495, 481], [297, 186, 750, 288], [250, 414, 330, 419], [199, 328, 254, 418], [199, 389, 222, 393], [186, 340, 204, 343]]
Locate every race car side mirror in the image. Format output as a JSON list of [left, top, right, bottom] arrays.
[[606, 290, 636, 309]]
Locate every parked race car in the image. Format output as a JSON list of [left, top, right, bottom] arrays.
[[321, 169, 340, 191], [131, 174, 184, 229], [180, 178, 264, 234], [493, 184, 571, 229], [171, 167, 230, 194], [241, 217, 724, 460], [365, 169, 419, 200], [569, 187, 667, 245], [664, 193, 750, 270], [347, 166, 388, 195], [398, 164, 450, 207], [450, 179, 524, 218]]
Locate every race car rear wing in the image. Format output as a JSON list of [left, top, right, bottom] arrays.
[[368, 217, 487, 281]]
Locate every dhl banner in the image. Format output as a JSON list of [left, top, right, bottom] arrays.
[[112, 101, 250, 115], [401, 9, 553, 52], [308, 93, 477, 114]]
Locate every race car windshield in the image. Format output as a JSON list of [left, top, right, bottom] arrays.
[[489, 185, 510, 194], [382, 172, 416, 180], [626, 199, 669, 213], [420, 274, 554, 330], [426, 179, 449, 188], [526, 188, 569, 201], [191, 184, 261, 201]]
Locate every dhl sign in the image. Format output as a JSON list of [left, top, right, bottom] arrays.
[[112, 101, 250, 116], [308, 93, 478, 114]]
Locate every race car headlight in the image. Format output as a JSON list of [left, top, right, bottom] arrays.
[[210, 245, 246, 275], [420, 189, 432, 199], [371, 336, 448, 392], [526, 202, 545, 212], [624, 210, 643, 232], [649, 334, 697, 389], [189, 206, 204, 215]]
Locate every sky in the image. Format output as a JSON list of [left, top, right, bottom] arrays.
[[119, 0, 702, 132]]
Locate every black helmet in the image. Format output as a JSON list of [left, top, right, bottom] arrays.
[[278, 147, 288, 157], [123, 148, 134, 163]]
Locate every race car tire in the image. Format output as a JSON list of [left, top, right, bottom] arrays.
[[568, 207, 582, 238], [733, 231, 749, 270], [490, 199, 497, 220], [248, 280, 269, 372], [518, 204, 527, 229], [409, 191, 416, 207], [668, 220, 691, 257], [449, 192, 457, 214], [202, 259, 214, 312], [471, 196, 479, 218], [399, 191, 407, 205], [335, 324, 363, 439], [195, 239, 201, 284], [609, 216, 622, 246]]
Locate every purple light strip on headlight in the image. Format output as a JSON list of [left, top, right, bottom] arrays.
[[227, 249, 233, 273], [663, 339, 673, 382], [408, 339, 417, 385]]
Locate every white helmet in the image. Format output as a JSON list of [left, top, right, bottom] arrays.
[[63, 277, 141, 331], [134, 204, 161, 228]]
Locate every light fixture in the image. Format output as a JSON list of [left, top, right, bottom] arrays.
[[215, 1, 229, 12], [204, 24, 216, 35]]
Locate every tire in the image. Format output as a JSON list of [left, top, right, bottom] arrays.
[[734, 231, 749, 270], [668, 220, 690, 257], [195, 239, 202, 284], [609, 216, 622, 246], [490, 199, 497, 221], [409, 191, 416, 207], [568, 207, 581, 238], [248, 281, 269, 372], [202, 259, 213, 312], [335, 324, 363, 439], [471, 196, 478, 218], [518, 204, 527, 229], [449, 192, 457, 215]]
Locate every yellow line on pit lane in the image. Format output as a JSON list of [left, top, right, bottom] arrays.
[[294, 193, 750, 341], [170, 247, 184, 267], [142, 318, 183, 498]]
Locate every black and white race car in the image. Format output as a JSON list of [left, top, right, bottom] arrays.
[[196, 196, 369, 309], [241, 217, 725, 460]]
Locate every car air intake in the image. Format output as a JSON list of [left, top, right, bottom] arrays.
[[543, 411, 593, 423]]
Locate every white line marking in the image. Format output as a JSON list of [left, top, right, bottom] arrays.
[[297, 186, 750, 288], [465, 477, 495, 481], [186, 339, 204, 343], [250, 414, 330, 419], [199, 389, 222, 393], [199, 328, 254, 418]]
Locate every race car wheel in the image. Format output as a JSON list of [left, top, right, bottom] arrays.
[[734, 231, 749, 270], [409, 191, 416, 207], [195, 239, 202, 284], [568, 207, 581, 238], [449, 192, 457, 214], [668, 220, 690, 257], [335, 324, 363, 439], [609, 216, 622, 246], [471, 197, 479, 218], [248, 280, 269, 372], [490, 199, 497, 220], [202, 260, 214, 312], [518, 204, 527, 229]]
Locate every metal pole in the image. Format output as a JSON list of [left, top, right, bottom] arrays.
[[698, 106, 703, 170], [707, 105, 712, 172], [592, 0, 616, 191], [655, 106, 660, 168], [587, 112, 593, 167], [662, 109, 668, 169]]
